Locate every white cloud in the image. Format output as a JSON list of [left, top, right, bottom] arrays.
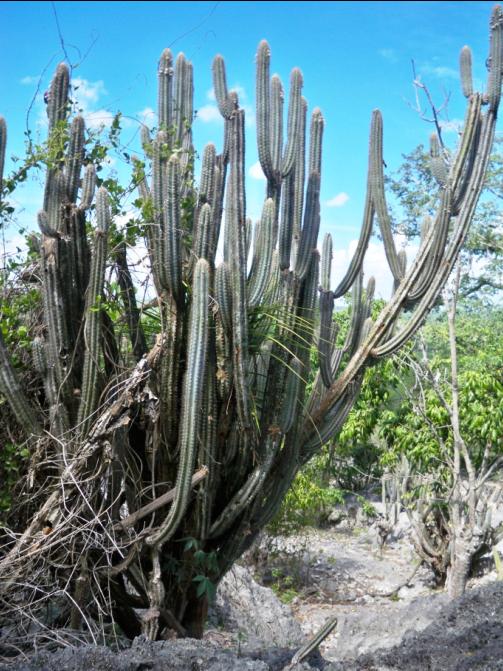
[[378, 48, 397, 62], [196, 104, 222, 124], [137, 107, 157, 126], [20, 75, 38, 85], [331, 237, 419, 300], [249, 161, 266, 181], [84, 109, 116, 130], [71, 78, 107, 105], [420, 65, 459, 80], [326, 192, 349, 208], [206, 88, 216, 101]]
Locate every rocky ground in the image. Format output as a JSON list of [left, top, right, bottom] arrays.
[[1, 508, 502, 670]]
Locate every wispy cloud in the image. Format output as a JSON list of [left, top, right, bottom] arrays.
[[72, 78, 107, 105], [20, 75, 38, 86], [325, 192, 349, 208], [137, 107, 157, 126], [196, 104, 222, 124], [378, 48, 397, 63], [420, 64, 459, 80], [249, 161, 266, 181]]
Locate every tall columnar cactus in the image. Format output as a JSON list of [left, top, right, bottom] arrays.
[[0, 6, 501, 644]]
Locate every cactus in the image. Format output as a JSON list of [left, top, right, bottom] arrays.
[[0, 7, 501, 643]]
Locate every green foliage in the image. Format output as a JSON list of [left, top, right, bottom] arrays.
[[379, 309, 503, 472], [269, 453, 344, 534]]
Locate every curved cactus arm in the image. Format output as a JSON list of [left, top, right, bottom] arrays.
[[248, 198, 275, 308], [146, 259, 209, 548], [37, 210, 59, 238], [47, 63, 69, 131], [369, 110, 403, 283], [208, 436, 278, 539], [77, 187, 110, 438], [307, 98, 494, 437], [460, 46, 473, 98], [0, 330, 42, 437], [280, 67, 303, 178], [64, 116, 85, 203], [302, 378, 363, 460], [158, 48, 174, 132], [332, 192, 373, 299], [256, 40, 274, 181], [407, 188, 451, 303], [451, 94, 483, 210]]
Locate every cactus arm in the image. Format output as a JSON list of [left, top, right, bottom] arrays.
[[308, 108, 324, 175], [228, 109, 251, 428], [318, 290, 335, 388], [64, 116, 85, 203], [486, 5, 503, 113], [270, 74, 284, 174], [320, 233, 333, 291], [146, 259, 209, 547], [79, 163, 96, 211], [212, 54, 234, 119], [158, 48, 173, 132], [280, 68, 303, 177], [193, 202, 212, 263], [369, 110, 404, 283], [208, 436, 278, 539], [0, 330, 42, 437], [279, 356, 302, 434], [460, 46, 473, 99], [163, 154, 183, 303], [256, 40, 274, 181], [77, 187, 110, 438], [294, 172, 321, 281], [248, 198, 275, 308], [115, 241, 147, 361], [429, 132, 448, 186], [47, 63, 69, 130]]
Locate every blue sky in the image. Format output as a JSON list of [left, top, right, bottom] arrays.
[[1, 1, 500, 296]]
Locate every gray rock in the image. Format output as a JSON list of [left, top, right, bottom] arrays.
[[0, 638, 271, 671], [325, 581, 503, 670], [214, 564, 303, 649]]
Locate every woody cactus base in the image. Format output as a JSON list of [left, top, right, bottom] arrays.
[[0, 6, 501, 642]]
